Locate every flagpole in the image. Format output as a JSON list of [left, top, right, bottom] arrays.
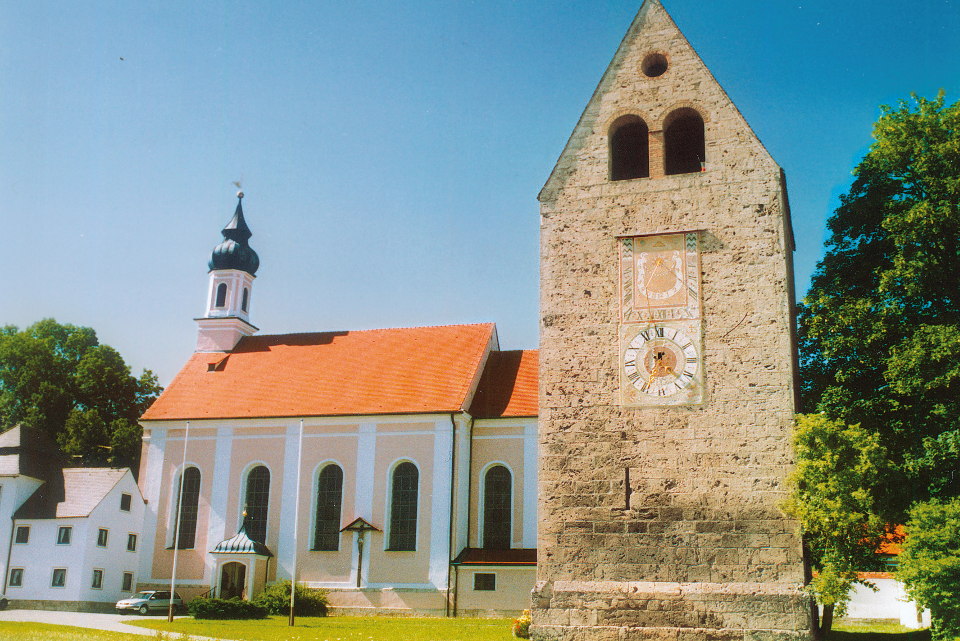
[[168, 420, 190, 622], [289, 418, 305, 626]]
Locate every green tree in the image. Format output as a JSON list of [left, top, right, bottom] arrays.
[[798, 92, 960, 516], [897, 498, 960, 640], [783, 414, 892, 638], [0, 319, 161, 471]]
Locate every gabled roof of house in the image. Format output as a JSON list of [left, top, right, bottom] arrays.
[[14, 468, 128, 519], [469, 350, 538, 418], [0, 425, 63, 481], [142, 323, 499, 421]]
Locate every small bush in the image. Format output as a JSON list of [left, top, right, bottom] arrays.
[[512, 609, 531, 638], [187, 596, 267, 620], [252, 579, 329, 616]]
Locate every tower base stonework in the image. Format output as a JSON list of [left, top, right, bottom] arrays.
[[532, 582, 808, 641], [533, 1, 811, 639]]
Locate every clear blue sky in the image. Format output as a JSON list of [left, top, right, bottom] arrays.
[[2, 1, 958, 386]]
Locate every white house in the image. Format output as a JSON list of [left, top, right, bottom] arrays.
[[0, 426, 146, 612]]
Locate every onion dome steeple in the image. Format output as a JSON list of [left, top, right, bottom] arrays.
[[208, 192, 260, 275], [195, 190, 260, 353]]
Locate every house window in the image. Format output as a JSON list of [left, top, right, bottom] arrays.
[[174, 467, 201, 549], [313, 464, 343, 551], [664, 108, 705, 175], [387, 462, 418, 551], [91, 569, 104, 589], [609, 115, 650, 181], [51, 568, 67, 588], [97, 528, 109, 547], [244, 465, 271, 544], [474, 572, 496, 591], [14, 525, 29, 544], [483, 465, 512, 550], [215, 283, 227, 307], [122, 572, 134, 592], [8, 568, 23, 587], [127, 533, 138, 552], [120, 493, 132, 512], [57, 526, 72, 545]]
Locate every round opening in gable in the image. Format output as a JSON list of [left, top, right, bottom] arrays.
[[641, 53, 668, 78]]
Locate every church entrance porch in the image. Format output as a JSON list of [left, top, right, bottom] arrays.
[[210, 522, 273, 600], [219, 562, 247, 599]]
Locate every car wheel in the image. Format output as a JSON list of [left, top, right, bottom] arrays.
[[138, 604, 149, 615]]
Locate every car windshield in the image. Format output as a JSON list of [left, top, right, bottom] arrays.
[[136, 592, 154, 598]]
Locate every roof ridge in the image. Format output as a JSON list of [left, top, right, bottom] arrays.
[[248, 322, 496, 339]]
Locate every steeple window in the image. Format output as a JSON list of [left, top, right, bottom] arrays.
[[609, 115, 650, 181], [215, 283, 227, 308], [241, 287, 249, 312], [664, 109, 705, 175]]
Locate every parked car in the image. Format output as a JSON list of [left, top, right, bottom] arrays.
[[116, 590, 183, 615]]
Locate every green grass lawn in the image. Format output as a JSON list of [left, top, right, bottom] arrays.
[[827, 619, 930, 641], [0, 622, 153, 640], [0, 616, 935, 641], [131, 615, 516, 641]]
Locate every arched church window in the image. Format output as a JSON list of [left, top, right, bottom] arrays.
[[174, 467, 201, 549], [609, 115, 650, 181], [664, 108, 705, 175], [244, 465, 270, 544], [483, 465, 512, 550], [241, 287, 249, 312], [313, 464, 343, 551], [215, 283, 227, 308], [387, 462, 418, 551]]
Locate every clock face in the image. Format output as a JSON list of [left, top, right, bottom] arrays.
[[623, 325, 699, 398]]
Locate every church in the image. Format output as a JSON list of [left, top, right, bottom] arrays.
[[138, 0, 811, 636], [137, 192, 539, 615]]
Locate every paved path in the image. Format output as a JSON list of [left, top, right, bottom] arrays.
[[0, 609, 224, 639]]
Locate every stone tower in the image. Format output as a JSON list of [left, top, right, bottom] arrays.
[[534, 2, 810, 640], [196, 192, 260, 352]]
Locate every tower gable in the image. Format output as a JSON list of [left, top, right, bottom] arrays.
[[540, 0, 778, 205]]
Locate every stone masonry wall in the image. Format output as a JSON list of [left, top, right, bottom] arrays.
[[534, 2, 810, 640]]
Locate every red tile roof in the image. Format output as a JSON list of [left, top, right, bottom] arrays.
[[469, 350, 538, 418], [142, 324, 497, 420], [877, 525, 905, 556]]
